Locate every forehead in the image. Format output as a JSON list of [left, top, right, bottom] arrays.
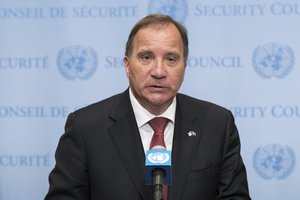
[[132, 23, 183, 52]]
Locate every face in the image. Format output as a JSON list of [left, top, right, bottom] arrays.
[[124, 24, 186, 115]]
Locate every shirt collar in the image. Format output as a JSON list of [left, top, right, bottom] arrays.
[[129, 87, 176, 128]]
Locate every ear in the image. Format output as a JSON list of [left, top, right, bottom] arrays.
[[123, 56, 130, 77]]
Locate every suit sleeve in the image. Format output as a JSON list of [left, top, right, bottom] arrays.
[[44, 113, 90, 200], [217, 111, 251, 200]]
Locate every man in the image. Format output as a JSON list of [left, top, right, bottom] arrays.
[[45, 14, 251, 200]]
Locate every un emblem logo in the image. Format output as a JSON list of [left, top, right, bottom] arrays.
[[57, 45, 98, 80], [252, 43, 294, 79], [148, 0, 188, 23], [253, 144, 295, 180]]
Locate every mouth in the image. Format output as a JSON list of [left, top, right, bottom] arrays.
[[149, 84, 167, 88], [148, 85, 167, 92], [151, 85, 164, 88]]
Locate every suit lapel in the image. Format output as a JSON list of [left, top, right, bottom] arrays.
[[169, 94, 207, 200], [108, 90, 152, 200]]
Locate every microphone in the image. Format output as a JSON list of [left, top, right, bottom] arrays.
[[145, 148, 172, 200]]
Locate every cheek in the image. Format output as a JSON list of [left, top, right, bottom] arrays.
[[171, 70, 185, 86], [129, 68, 146, 85]]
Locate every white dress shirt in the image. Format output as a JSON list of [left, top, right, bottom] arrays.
[[129, 88, 176, 154]]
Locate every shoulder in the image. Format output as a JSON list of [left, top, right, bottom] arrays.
[[70, 90, 129, 124], [76, 93, 122, 114], [176, 93, 234, 124], [177, 93, 230, 114]]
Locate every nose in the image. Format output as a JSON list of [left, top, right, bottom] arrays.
[[151, 59, 166, 79]]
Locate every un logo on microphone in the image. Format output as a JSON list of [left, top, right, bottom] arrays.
[[57, 45, 98, 80], [148, 151, 170, 164], [252, 43, 294, 79], [253, 144, 295, 180], [148, 0, 188, 23]]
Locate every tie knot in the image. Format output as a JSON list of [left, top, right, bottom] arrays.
[[148, 117, 169, 150], [148, 117, 169, 133]]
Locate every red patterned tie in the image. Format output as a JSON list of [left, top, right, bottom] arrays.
[[148, 117, 169, 200]]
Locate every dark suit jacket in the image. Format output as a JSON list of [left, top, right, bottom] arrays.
[[45, 89, 251, 200]]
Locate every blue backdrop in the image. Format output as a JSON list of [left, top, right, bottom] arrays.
[[1, 0, 299, 199]]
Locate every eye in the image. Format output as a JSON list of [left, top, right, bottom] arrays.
[[165, 54, 179, 65], [138, 52, 154, 63], [141, 54, 152, 61]]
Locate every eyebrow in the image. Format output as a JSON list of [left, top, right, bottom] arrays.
[[137, 50, 180, 57], [165, 52, 180, 57], [137, 50, 154, 57]]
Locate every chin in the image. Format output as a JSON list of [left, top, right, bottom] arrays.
[[148, 97, 171, 106]]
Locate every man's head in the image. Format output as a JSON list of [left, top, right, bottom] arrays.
[[125, 14, 189, 65], [124, 14, 189, 115]]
